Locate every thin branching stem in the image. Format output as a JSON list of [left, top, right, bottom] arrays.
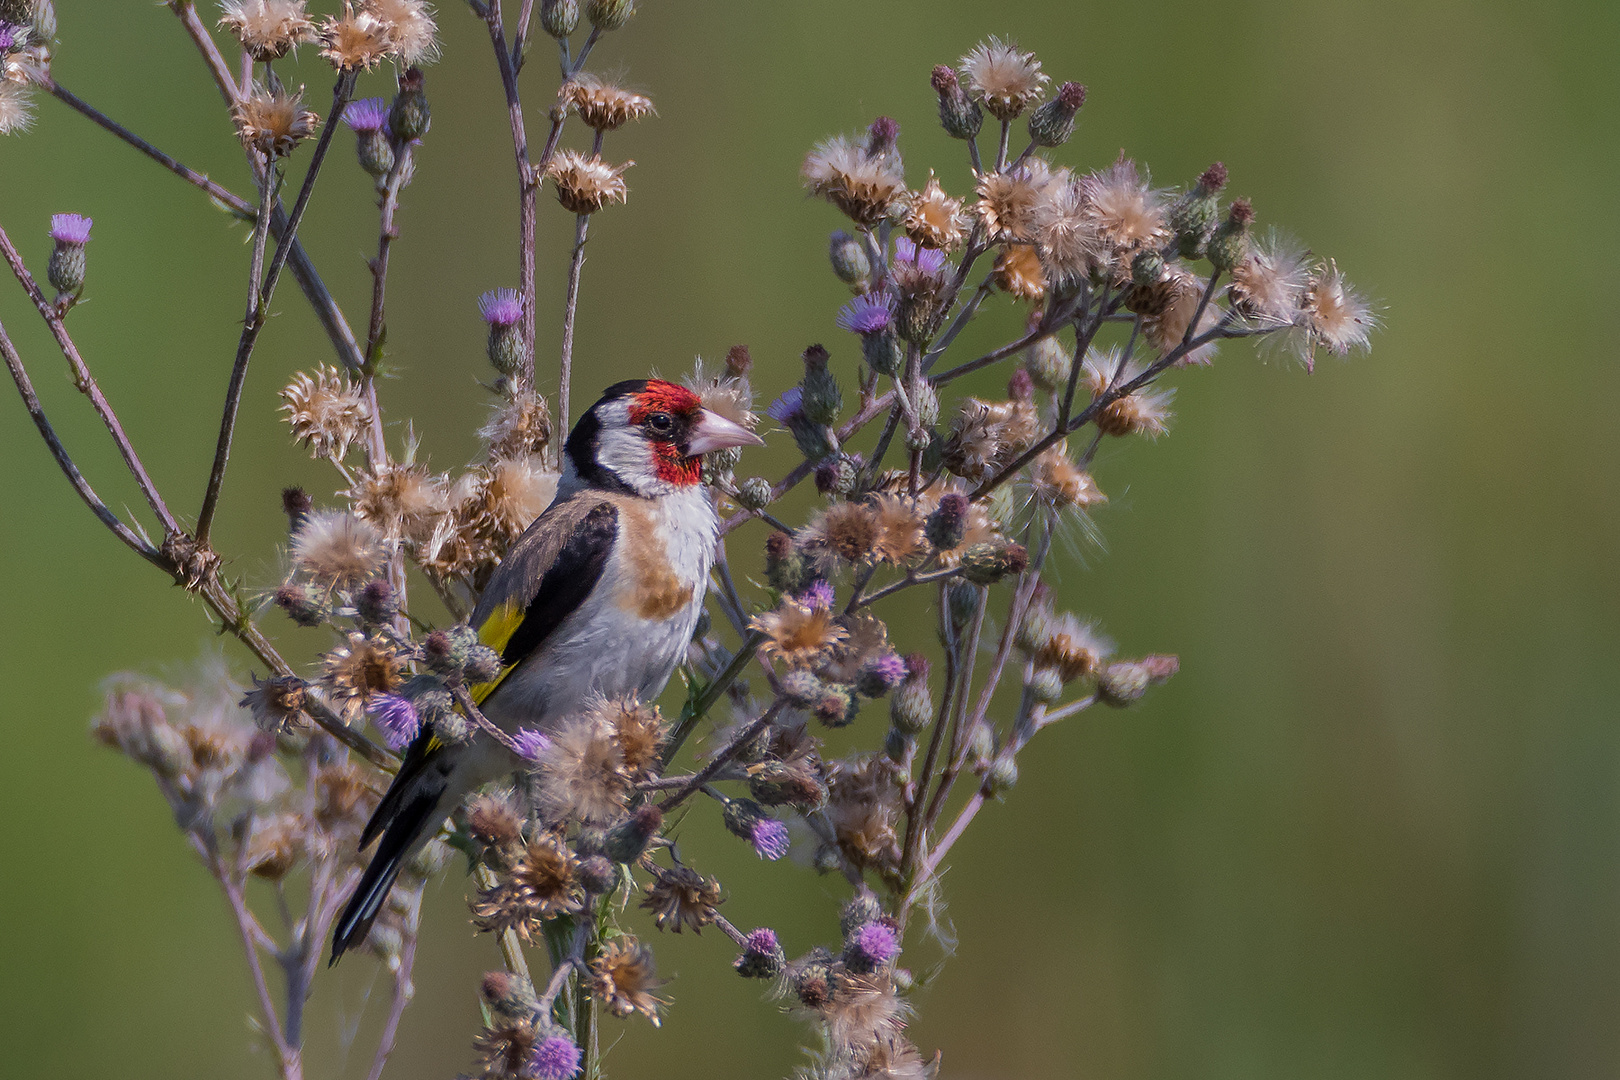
[[659, 700, 786, 811]]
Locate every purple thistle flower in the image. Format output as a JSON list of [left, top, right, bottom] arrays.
[[835, 291, 896, 335], [744, 926, 779, 954], [861, 651, 907, 692], [342, 98, 390, 133], [750, 817, 791, 860], [851, 921, 900, 965], [525, 1034, 582, 1080], [49, 214, 93, 245], [893, 237, 947, 276], [513, 726, 551, 762], [0, 23, 24, 52], [479, 288, 523, 327], [369, 693, 420, 751], [797, 579, 835, 612], [765, 386, 804, 424]]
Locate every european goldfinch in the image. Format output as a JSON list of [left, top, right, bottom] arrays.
[[330, 379, 762, 962]]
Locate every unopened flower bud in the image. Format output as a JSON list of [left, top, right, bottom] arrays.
[[959, 541, 1029, 585], [1097, 654, 1177, 706], [982, 755, 1018, 797], [356, 579, 396, 626], [275, 582, 327, 627], [604, 804, 662, 863], [389, 67, 431, 142], [965, 719, 994, 765], [1008, 367, 1035, 403], [464, 644, 504, 684], [577, 853, 617, 894], [931, 64, 982, 140], [1025, 666, 1064, 704], [47, 214, 92, 296], [855, 651, 906, 698], [1131, 249, 1165, 288], [735, 476, 773, 510], [799, 345, 842, 424], [540, 0, 578, 37], [343, 98, 394, 177], [792, 948, 838, 1007], [585, 0, 634, 31], [840, 890, 885, 937], [1024, 332, 1073, 392], [813, 684, 857, 728], [829, 230, 871, 287], [368, 922, 404, 962], [815, 454, 859, 496], [428, 705, 472, 745], [423, 626, 474, 675], [735, 927, 786, 979], [765, 531, 812, 595], [1205, 197, 1254, 274], [281, 485, 312, 532], [481, 970, 540, 1019], [889, 655, 933, 735], [864, 116, 899, 158], [925, 494, 968, 550], [884, 727, 912, 763], [792, 421, 839, 463], [913, 379, 940, 429], [1168, 161, 1227, 259], [1026, 81, 1086, 147], [479, 289, 528, 377], [947, 580, 980, 627]]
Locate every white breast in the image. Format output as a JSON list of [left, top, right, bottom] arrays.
[[479, 486, 717, 737]]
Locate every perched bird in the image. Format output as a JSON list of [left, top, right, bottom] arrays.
[[330, 379, 762, 963]]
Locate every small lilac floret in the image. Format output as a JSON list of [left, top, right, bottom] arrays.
[[479, 288, 523, 327], [852, 921, 900, 965], [765, 386, 804, 424], [893, 237, 947, 276], [863, 651, 907, 691], [525, 1034, 582, 1080], [835, 291, 895, 336], [744, 926, 779, 953], [750, 817, 791, 861], [342, 98, 390, 133], [49, 214, 93, 245], [0, 23, 24, 51], [369, 693, 420, 751], [513, 726, 551, 763], [797, 579, 835, 612]]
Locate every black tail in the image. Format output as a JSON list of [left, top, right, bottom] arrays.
[[330, 771, 447, 965]]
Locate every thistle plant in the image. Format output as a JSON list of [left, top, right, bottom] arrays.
[[0, 5, 1376, 1080]]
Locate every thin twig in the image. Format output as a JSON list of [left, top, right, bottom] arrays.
[[558, 210, 590, 434], [448, 682, 528, 758], [659, 632, 766, 769], [658, 700, 785, 811]]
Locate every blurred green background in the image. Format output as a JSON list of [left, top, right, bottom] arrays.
[[3, 0, 1617, 1077]]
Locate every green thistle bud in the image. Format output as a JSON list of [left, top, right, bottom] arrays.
[[812, 845, 843, 875], [799, 345, 842, 425], [487, 322, 526, 377], [357, 128, 395, 178], [1026, 81, 1086, 148], [947, 580, 981, 627], [889, 656, 933, 735], [829, 230, 871, 287], [982, 755, 1018, 797], [429, 705, 472, 745], [814, 454, 859, 497], [840, 890, 885, 938], [422, 627, 476, 676], [540, 0, 578, 37], [389, 68, 431, 142], [1168, 162, 1227, 260], [959, 541, 1030, 585], [1205, 198, 1254, 274], [913, 379, 940, 429], [464, 644, 503, 684], [481, 971, 540, 1021], [585, 0, 634, 30], [144, 723, 192, 779], [1131, 249, 1165, 288], [860, 328, 904, 376], [1025, 666, 1065, 704], [274, 582, 327, 627], [736, 476, 773, 510], [1024, 333, 1073, 392], [764, 531, 812, 595], [792, 421, 839, 463], [813, 684, 858, 728], [604, 804, 662, 863], [734, 928, 786, 979], [779, 668, 824, 709], [1097, 654, 1179, 706], [884, 727, 912, 763], [46, 215, 92, 296], [931, 64, 982, 140], [965, 720, 994, 766]]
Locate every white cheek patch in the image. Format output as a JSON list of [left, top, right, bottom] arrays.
[[594, 423, 650, 484]]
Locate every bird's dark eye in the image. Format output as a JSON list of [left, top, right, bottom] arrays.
[[645, 411, 675, 436]]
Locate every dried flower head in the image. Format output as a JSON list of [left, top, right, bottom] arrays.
[[590, 937, 666, 1025], [314, 760, 378, 833], [240, 673, 306, 732], [803, 132, 908, 228], [244, 812, 306, 880], [348, 461, 448, 544], [641, 865, 723, 933], [941, 397, 1040, 484], [1028, 442, 1106, 511], [1083, 350, 1175, 438], [534, 711, 628, 824], [320, 3, 393, 70], [480, 390, 553, 459], [682, 358, 757, 430], [360, 0, 438, 65], [290, 510, 388, 590], [0, 80, 34, 134], [1081, 155, 1169, 261], [472, 832, 582, 938], [465, 791, 525, 849], [468, 456, 559, 541], [992, 243, 1045, 302], [563, 72, 654, 130], [320, 631, 404, 717], [752, 597, 848, 669], [959, 37, 1049, 121], [868, 494, 928, 566], [474, 1019, 537, 1080], [281, 365, 372, 460], [824, 755, 904, 875], [974, 161, 1058, 243], [1296, 259, 1377, 368], [546, 150, 632, 214], [801, 500, 881, 568], [219, 0, 317, 61], [233, 82, 319, 158], [1034, 613, 1113, 682], [902, 172, 965, 251], [822, 971, 912, 1051], [1142, 264, 1221, 365], [584, 694, 664, 778], [1228, 230, 1311, 327], [1032, 175, 1104, 291]]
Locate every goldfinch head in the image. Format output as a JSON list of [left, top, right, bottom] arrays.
[[565, 379, 763, 497]]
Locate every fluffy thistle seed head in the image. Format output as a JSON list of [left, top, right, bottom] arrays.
[[1035, 613, 1113, 682], [0, 81, 35, 135], [1081, 155, 1169, 264], [751, 597, 848, 669], [290, 510, 388, 589], [281, 365, 372, 460], [803, 132, 907, 228], [360, 0, 439, 67], [546, 150, 631, 215], [903, 172, 966, 251], [534, 711, 629, 824], [641, 866, 724, 932], [233, 83, 319, 158], [219, 0, 317, 61], [1228, 229, 1311, 327], [320, 3, 392, 69], [563, 72, 654, 131], [590, 937, 665, 1026], [959, 36, 1049, 121], [1297, 259, 1377, 368]]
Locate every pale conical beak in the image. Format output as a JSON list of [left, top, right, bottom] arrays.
[[685, 409, 766, 456]]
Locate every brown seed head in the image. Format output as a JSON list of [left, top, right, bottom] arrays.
[[641, 865, 724, 934], [233, 82, 319, 158], [959, 36, 1050, 121], [903, 172, 966, 251], [219, 0, 318, 61], [320, 3, 393, 69], [591, 937, 666, 1026], [546, 149, 632, 215], [281, 365, 372, 460], [563, 72, 654, 131], [803, 133, 907, 228]]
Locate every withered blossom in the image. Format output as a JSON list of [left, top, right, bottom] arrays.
[[752, 598, 849, 669], [958, 37, 1049, 121], [533, 711, 629, 824], [290, 510, 389, 590], [233, 83, 319, 158], [360, 0, 438, 66], [640, 865, 723, 933], [479, 390, 553, 459], [802, 133, 908, 228], [563, 72, 654, 131], [472, 832, 582, 937], [546, 150, 632, 215], [219, 0, 317, 60], [281, 365, 372, 460], [320, 3, 393, 70], [902, 173, 965, 251], [590, 937, 666, 1026]]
